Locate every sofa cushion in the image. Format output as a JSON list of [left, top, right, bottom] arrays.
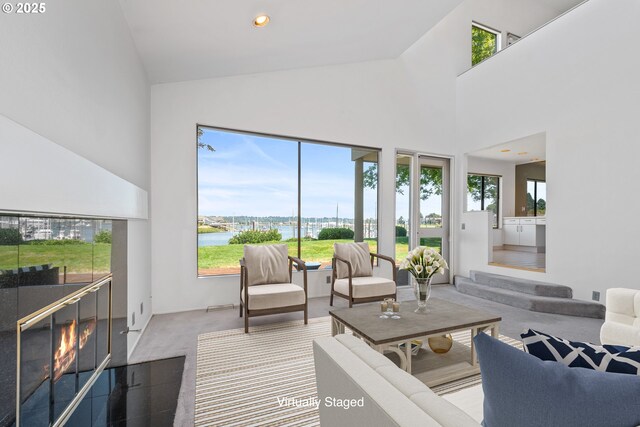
[[410, 391, 479, 427], [334, 276, 395, 298], [241, 283, 304, 310], [475, 332, 640, 427], [243, 244, 289, 286], [442, 384, 484, 423], [600, 322, 640, 347], [521, 329, 640, 375], [334, 335, 398, 370], [334, 242, 372, 279], [375, 365, 435, 398]]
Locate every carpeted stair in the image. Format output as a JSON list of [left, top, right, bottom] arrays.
[[454, 271, 605, 319]]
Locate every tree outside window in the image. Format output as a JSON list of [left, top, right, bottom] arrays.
[[472, 23, 500, 66], [526, 180, 546, 216], [467, 174, 500, 228]]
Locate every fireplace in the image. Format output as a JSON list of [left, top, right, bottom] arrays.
[[0, 215, 127, 427], [17, 276, 112, 426]]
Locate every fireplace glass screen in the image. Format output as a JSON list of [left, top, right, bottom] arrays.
[[17, 277, 112, 427]]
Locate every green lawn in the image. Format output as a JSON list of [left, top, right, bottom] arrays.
[[0, 243, 111, 273], [198, 237, 443, 271]]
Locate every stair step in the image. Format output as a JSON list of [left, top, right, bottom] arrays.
[[454, 276, 604, 319], [469, 270, 573, 298]]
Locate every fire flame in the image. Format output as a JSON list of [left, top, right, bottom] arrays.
[[53, 320, 77, 381], [52, 319, 96, 381]]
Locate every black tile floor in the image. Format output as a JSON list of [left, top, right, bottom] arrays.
[[14, 356, 184, 427]]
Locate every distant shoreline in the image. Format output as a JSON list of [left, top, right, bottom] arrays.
[[197, 226, 225, 234]]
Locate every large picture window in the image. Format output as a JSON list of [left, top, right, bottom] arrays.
[[197, 126, 379, 277], [467, 174, 500, 228]]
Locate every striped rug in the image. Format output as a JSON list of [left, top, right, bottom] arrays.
[[195, 316, 521, 427]]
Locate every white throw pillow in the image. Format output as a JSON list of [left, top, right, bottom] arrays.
[[244, 244, 290, 286], [334, 242, 373, 279]]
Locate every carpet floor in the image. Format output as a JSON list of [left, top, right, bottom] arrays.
[[194, 316, 521, 426]]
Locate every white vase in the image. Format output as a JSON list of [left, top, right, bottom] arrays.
[[413, 277, 432, 313]]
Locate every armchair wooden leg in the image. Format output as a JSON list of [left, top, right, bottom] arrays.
[[244, 312, 249, 333], [304, 306, 308, 325], [330, 292, 334, 306], [349, 300, 353, 308], [239, 301, 243, 317]]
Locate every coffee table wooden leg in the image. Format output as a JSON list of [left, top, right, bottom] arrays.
[[491, 323, 500, 338], [331, 318, 344, 336], [471, 328, 478, 367], [404, 341, 412, 374]]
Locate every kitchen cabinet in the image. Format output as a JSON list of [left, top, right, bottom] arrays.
[[502, 217, 545, 249], [504, 224, 520, 245]]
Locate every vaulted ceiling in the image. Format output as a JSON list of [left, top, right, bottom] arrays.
[[118, 0, 464, 83]]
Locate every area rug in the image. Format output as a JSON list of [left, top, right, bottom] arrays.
[[194, 316, 521, 427]]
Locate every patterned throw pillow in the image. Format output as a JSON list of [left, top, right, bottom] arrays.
[[521, 329, 640, 375]]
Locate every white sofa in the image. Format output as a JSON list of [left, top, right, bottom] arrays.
[[313, 334, 481, 427], [600, 288, 640, 346]]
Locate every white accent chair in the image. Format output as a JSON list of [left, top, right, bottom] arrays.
[[330, 242, 396, 308], [600, 288, 640, 346], [239, 244, 307, 333]]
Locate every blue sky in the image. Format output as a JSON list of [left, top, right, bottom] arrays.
[[197, 129, 378, 219]]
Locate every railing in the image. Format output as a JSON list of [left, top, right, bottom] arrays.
[[16, 274, 112, 427], [459, 0, 590, 76]]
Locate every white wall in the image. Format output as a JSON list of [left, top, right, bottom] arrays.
[[456, 0, 640, 301], [149, 0, 565, 313], [0, 0, 152, 353]]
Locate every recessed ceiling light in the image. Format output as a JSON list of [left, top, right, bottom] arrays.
[[517, 152, 528, 155], [253, 15, 270, 27], [500, 149, 510, 153]]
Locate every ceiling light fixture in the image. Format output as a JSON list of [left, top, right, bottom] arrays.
[[517, 152, 528, 155], [500, 149, 511, 153], [253, 15, 270, 27]]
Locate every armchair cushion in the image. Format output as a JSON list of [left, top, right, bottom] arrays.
[[334, 276, 395, 299], [334, 242, 373, 279], [241, 283, 305, 310], [601, 288, 640, 346], [244, 244, 290, 286]]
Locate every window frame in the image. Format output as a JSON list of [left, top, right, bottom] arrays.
[[195, 124, 381, 277], [467, 173, 501, 229], [526, 178, 546, 217], [471, 21, 502, 66]]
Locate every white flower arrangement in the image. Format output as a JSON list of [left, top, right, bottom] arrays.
[[399, 246, 448, 280]]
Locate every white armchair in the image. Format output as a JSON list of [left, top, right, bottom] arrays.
[[330, 242, 396, 308], [240, 244, 308, 333], [600, 288, 640, 346]]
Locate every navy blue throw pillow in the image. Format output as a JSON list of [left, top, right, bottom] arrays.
[[521, 329, 640, 375], [474, 333, 640, 427]]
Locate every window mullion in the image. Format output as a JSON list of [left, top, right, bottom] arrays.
[[297, 141, 301, 259]]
